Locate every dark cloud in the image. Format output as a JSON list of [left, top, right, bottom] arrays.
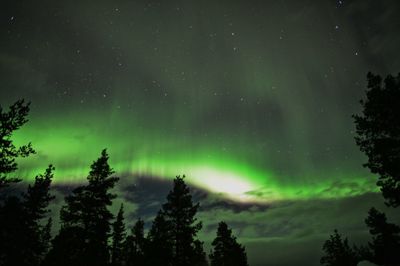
[[197, 192, 400, 266], [119, 174, 270, 220], [51, 184, 75, 197], [200, 199, 269, 214], [119, 175, 172, 219]]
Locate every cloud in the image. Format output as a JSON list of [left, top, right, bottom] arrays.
[[196, 192, 400, 266], [118, 174, 271, 220]]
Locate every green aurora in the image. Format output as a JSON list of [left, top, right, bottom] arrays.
[[3, 0, 394, 203], [11, 107, 376, 202]]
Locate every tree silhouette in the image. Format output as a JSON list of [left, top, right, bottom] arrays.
[[353, 72, 400, 207], [0, 196, 28, 266], [43, 226, 87, 266], [364, 207, 400, 265], [320, 230, 359, 266], [22, 165, 55, 266], [41, 217, 53, 260], [161, 175, 206, 266], [124, 218, 146, 266], [111, 204, 126, 266], [46, 149, 118, 266], [146, 210, 173, 266], [0, 99, 35, 188], [193, 239, 208, 266], [209, 221, 248, 266], [0, 165, 54, 266]]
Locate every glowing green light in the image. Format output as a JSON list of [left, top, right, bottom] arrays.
[[10, 112, 377, 202]]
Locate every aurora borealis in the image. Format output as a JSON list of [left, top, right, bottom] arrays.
[[1, 0, 400, 265]]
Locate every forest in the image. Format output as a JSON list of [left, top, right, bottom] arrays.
[[0, 72, 399, 266]]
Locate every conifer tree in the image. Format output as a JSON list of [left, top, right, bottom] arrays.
[[209, 221, 248, 266], [353, 72, 400, 207], [125, 218, 146, 266], [22, 165, 55, 266], [0, 166, 55, 266], [0, 196, 28, 266], [111, 204, 126, 266], [41, 218, 53, 259], [46, 149, 118, 266], [0, 99, 35, 189], [161, 175, 206, 266], [43, 226, 86, 266], [364, 208, 400, 265], [320, 230, 359, 266], [146, 210, 173, 266]]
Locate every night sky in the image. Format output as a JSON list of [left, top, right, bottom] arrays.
[[1, 0, 400, 265]]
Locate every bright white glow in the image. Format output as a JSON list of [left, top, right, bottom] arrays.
[[189, 166, 255, 196], [131, 159, 267, 202]]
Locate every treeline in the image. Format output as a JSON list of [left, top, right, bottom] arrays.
[[320, 72, 400, 266], [0, 100, 248, 266]]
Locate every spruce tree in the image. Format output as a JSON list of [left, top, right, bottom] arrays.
[[209, 221, 248, 266], [111, 204, 126, 266], [320, 230, 359, 266], [125, 218, 146, 266], [41, 218, 53, 259], [0, 99, 35, 189], [23, 165, 55, 222], [0, 196, 28, 266], [43, 226, 86, 266], [146, 211, 173, 266], [353, 72, 400, 207], [0, 165, 55, 266], [365, 208, 400, 265], [161, 175, 206, 266], [22, 165, 55, 266], [46, 149, 118, 266]]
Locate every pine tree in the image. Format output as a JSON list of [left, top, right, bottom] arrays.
[[111, 204, 126, 266], [23, 165, 55, 221], [146, 211, 173, 266], [353, 72, 400, 207], [0, 196, 28, 266], [41, 218, 53, 259], [209, 221, 248, 266], [43, 226, 87, 266], [0, 165, 54, 266], [365, 208, 400, 265], [22, 165, 55, 266], [320, 230, 359, 266], [45, 149, 119, 266], [125, 218, 146, 266], [161, 175, 205, 266], [0, 99, 35, 189]]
